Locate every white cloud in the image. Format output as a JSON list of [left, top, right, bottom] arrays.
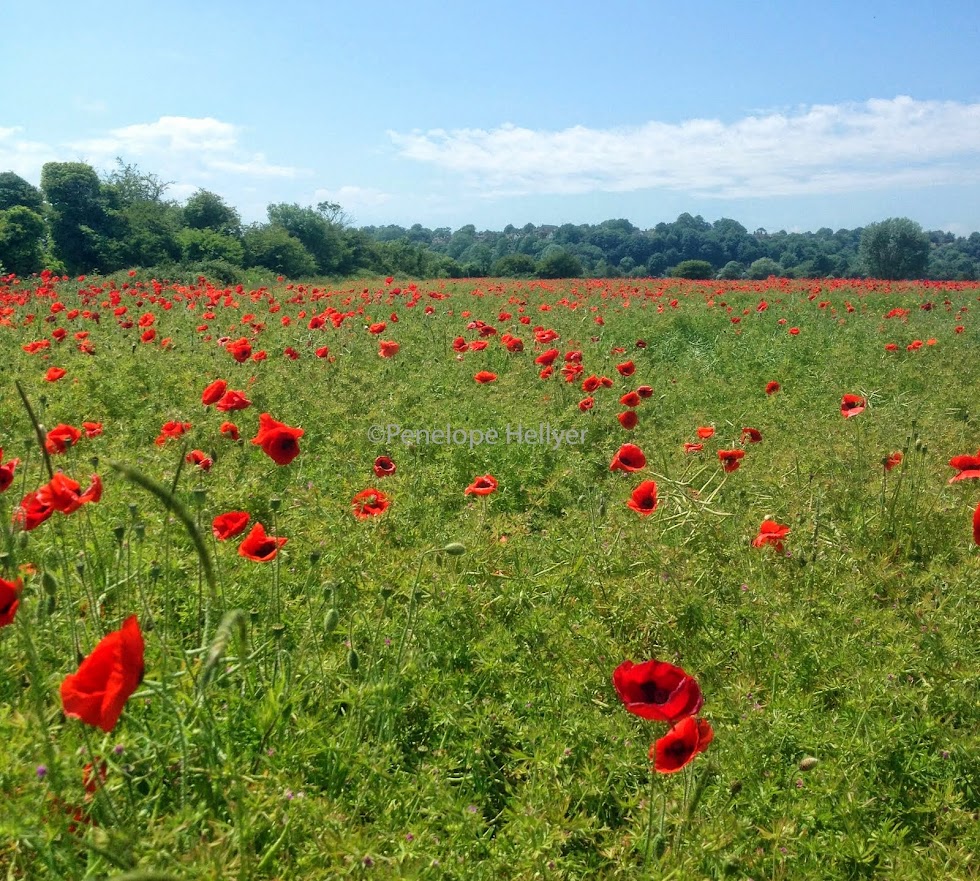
[[70, 116, 239, 158], [0, 126, 58, 178], [314, 185, 392, 209], [388, 97, 980, 198]]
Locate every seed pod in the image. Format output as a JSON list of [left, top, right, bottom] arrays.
[[799, 756, 820, 772], [347, 649, 359, 671]]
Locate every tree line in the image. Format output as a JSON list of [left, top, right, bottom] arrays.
[[2, 161, 979, 281]]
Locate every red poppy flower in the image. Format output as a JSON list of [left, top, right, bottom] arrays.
[[369, 322, 386, 334], [741, 427, 762, 444], [14, 491, 54, 530], [840, 394, 866, 418], [352, 488, 391, 518], [212, 511, 250, 541], [201, 379, 227, 406], [220, 421, 240, 441], [35, 472, 102, 515], [226, 337, 252, 362], [82, 421, 103, 438], [973, 500, 980, 545], [620, 391, 641, 408], [0, 577, 22, 627], [612, 659, 704, 723], [252, 413, 304, 466], [0, 452, 20, 492], [718, 449, 745, 472], [684, 442, 704, 454], [535, 348, 559, 367], [696, 426, 715, 440], [578, 396, 595, 412], [464, 475, 498, 496], [618, 411, 638, 430], [238, 522, 287, 561], [650, 716, 714, 774], [616, 361, 636, 377], [474, 371, 498, 384], [948, 452, 980, 483], [752, 519, 790, 551], [373, 455, 396, 478], [215, 390, 251, 412], [788, 327, 800, 336], [610, 443, 646, 473], [884, 451, 903, 472], [636, 385, 654, 399], [315, 346, 330, 358], [582, 375, 601, 393], [379, 340, 400, 358], [45, 424, 82, 455], [765, 381, 781, 395], [155, 421, 192, 446], [627, 480, 659, 516], [45, 367, 67, 382], [186, 450, 213, 471], [60, 615, 145, 732]]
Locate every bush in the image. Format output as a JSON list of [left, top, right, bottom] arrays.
[[668, 260, 714, 279]]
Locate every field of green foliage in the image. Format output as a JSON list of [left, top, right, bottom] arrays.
[[1, 271, 978, 880]]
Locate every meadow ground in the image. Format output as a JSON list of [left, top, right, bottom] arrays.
[[1, 271, 978, 880]]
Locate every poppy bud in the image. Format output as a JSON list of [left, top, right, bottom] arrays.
[[380, 586, 394, 600], [75, 556, 85, 575], [149, 562, 161, 582], [324, 608, 340, 635], [308, 550, 321, 564], [442, 542, 466, 556], [42, 571, 58, 598], [134, 523, 145, 541], [18, 531, 29, 550], [191, 487, 207, 505], [347, 649, 359, 671], [799, 756, 819, 771], [113, 523, 126, 543], [270, 497, 282, 512]]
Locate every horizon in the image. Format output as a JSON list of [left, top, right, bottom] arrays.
[[4, 1, 980, 235]]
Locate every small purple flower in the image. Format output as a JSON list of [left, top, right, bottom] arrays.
[[36, 765, 48, 780], [113, 744, 125, 756], [362, 855, 374, 868]]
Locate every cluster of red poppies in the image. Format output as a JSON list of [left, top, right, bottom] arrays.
[[613, 659, 713, 774]]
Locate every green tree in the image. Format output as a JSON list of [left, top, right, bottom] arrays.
[[40, 162, 112, 273], [669, 259, 714, 279], [184, 190, 242, 237], [266, 202, 350, 275], [177, 227, 245, 265], [243, 224, 317, 277], [491, 253, 537, 277], [747, 257, 784, 279], [0, 206, 46, 276], [0, 172, 43, 213], [859, 218, 930, 279], [717, 260, 746, 279], [536, 249, 583, 279]]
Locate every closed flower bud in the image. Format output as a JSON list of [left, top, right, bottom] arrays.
[[347, 649, 359, 671], [442, 542, 466, 556], [42, 571, 58, 598], [799, 756, 820, 771], [324, 608, 340, 635]]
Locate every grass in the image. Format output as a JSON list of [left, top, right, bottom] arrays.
[[0, 272, 978, 879]]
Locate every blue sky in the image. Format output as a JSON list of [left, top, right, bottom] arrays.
[[4, 0, 980, 234]]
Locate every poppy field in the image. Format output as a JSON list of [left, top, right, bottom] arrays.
[[1, 270, 979, 880]]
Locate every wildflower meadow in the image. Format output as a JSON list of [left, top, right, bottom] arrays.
[[1, 270, 978, 879]]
